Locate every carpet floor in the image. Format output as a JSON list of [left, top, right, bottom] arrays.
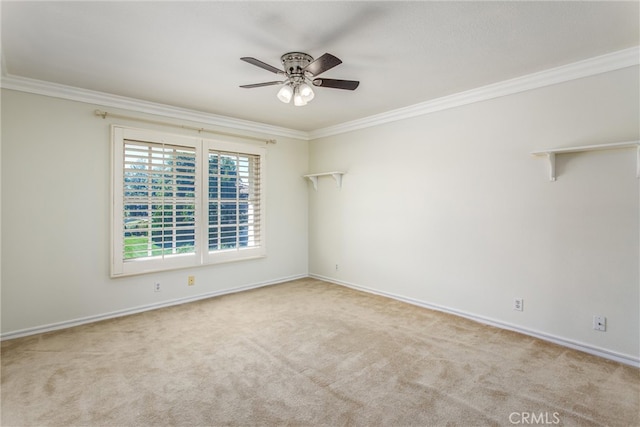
[[1, 278, 639, 426]]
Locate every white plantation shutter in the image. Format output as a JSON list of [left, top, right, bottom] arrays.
[[207, 150, 261, 252], [123, 141, 197, 260], [112, 126, 266, 277], [202, 140, 266, 265]]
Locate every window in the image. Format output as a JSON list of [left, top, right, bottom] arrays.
[[111, 126, 266, 277]]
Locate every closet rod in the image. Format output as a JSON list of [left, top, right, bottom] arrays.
[[94, 109, 277, 144]]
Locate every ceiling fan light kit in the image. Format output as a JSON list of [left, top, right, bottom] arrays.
[[240, 52, 359, 107], [276, 85, 294, 103]]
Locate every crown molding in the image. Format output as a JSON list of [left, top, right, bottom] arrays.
[[0, 74, 310, 141], [2, 47, 637, 141], [309, 46, 640, 140]]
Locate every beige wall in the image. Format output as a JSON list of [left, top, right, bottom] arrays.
[[308, 66, 639, 361], [1, 90, 309, 334]]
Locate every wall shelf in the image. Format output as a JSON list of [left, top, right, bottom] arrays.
[[531, 141, 640, 181], [304, 171, 346, 190]]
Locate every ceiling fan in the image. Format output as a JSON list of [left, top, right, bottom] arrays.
[[240, 52, 360, 106]]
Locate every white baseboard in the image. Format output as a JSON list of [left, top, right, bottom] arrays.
[[310, 274, 640, 368], [5, 272, 638, 368], [0, 274, 307, 341]]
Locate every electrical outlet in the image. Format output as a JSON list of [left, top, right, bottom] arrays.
[[593, 315, 606, 331], [513, 298, 524, 311], [188, 276, 195, 286], [154, 282, 161, 292], [335, 264, 339, 271]]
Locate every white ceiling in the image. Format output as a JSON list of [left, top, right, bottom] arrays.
[[1, 1, 638, 132]]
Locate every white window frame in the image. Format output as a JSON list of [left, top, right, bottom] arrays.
[[111, 126, 266, 277]]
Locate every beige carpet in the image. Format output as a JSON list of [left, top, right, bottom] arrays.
[[1, 278, 638, 426]]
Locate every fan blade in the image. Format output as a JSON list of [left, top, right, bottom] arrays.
[[303, 53, 342, 76], [240, 81, 284, 88], [240, 57, 283, 74], [312, 78, 360, 90]]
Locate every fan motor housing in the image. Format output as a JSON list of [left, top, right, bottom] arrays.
[[281, 52, 313, 76]]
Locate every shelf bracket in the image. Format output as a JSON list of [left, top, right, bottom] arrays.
[[545, 152, 557, 182], [306, 175, 319, 191], [331, 172, 343, 188]]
